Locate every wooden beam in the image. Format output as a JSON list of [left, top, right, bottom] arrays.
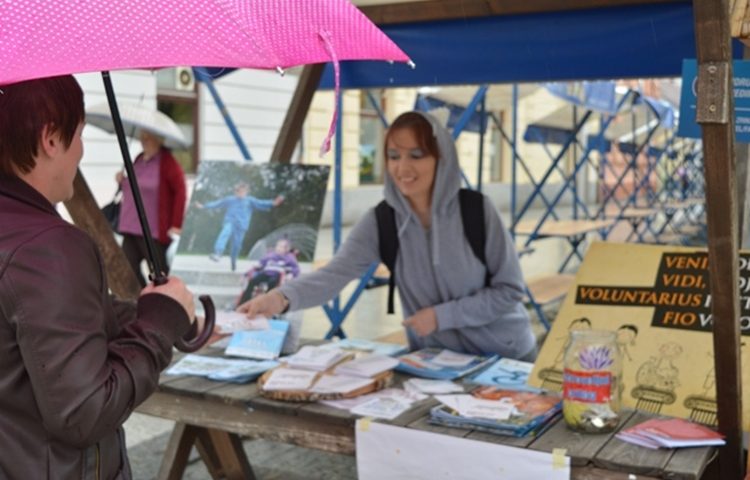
[[270, 64, 324, 164], [359, 0, 685, 25], [692, 0, 744, 478], [64, 170, 141, 300]]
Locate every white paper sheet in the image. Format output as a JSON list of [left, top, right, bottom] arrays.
[[320, 388, 427, 410], [261, 368, 317, 391], [404, 378, 464, 394], [285, 345, 347, 371], [334, 354, 399, 378], [309, 374, 373, 394], [431, 350, 477, 367], [350, 397, 412, 420], [215, 311, 269, 334], [356, 421, 570, 480]]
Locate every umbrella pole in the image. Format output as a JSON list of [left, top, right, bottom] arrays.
[[101, 71, 215, 353], [101, 71, 167, 285]]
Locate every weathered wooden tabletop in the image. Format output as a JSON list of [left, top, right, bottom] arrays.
[[137, 350, 716, 480]]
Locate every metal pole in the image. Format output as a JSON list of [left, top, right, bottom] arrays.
[[193, 67, 252, 161], [102, 71, 166, 283]]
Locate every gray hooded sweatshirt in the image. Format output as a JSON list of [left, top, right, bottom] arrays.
[[279, 112, 535, 358]]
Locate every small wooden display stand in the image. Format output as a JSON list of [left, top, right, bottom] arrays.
[[257, 365, 393, 402]]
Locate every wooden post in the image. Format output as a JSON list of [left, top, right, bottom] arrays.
[[64, 170, 141, 300], [270, 64, 325, 164], [692, 0, 744, 477]]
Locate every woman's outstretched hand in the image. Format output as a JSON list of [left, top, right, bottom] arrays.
[[237, 289, 289, 318], [402, 307, 438, 337]]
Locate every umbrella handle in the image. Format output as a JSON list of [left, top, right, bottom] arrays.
[[175, 295, 216, 353]]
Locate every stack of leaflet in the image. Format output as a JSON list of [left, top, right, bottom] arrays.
[[334, 354, 399, 377], [616, 418, 726, 449], [224, 319, 290, 360], [395, 348, 498, 380], [469, 357, 542, 392], [322, 338, 407, 356], [429, 386, 562, 437], [285, 345, 351, 371], [260, 350, 398, 397], [165, 354, 278, 383]]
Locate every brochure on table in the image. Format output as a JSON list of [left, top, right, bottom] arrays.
[[165, 354, 278, 383], [396, 348, 498, 380], [322, 338, 407, 357], [470, 357, 541, 392], [225, 319, 290, 360], [430, 386, 562, 437]]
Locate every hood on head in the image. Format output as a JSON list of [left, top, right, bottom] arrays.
[[383, 111, 462, 217]]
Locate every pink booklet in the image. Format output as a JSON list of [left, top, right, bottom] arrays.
[[616, 418, 725, 449]]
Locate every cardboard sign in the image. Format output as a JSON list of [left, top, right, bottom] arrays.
[[530, 242, 750, 429]]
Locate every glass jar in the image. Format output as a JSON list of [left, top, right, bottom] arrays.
[[562, 330, 622, 433]]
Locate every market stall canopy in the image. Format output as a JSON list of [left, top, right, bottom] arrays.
[[321, 1, 742, 89]]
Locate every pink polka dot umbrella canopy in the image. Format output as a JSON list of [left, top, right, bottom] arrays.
[[0, 0, 410, 84]]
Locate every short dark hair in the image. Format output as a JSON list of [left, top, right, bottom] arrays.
[[0, 75, 84, 176], [384, 112, 440, 161]]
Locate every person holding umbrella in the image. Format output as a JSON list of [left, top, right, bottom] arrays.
[[115, 128, 187, 287], [0, 75, 198, 479]]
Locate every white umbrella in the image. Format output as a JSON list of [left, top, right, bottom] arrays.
[[86, 102, 190, 149]]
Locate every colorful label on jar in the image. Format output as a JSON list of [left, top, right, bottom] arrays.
[[562, 369, 612, 403]]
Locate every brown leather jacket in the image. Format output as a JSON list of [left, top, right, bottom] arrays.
[[0, 176, 191, 479]]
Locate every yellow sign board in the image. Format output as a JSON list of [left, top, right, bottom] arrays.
[[530, 242, 750, 428]]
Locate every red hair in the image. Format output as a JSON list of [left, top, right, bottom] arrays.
[[0, 75, 84, 175], [384, 112, 440, 161]]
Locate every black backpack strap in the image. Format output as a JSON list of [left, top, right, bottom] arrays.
[[375, 201, 399, 314], [458, 188, 490, 287]]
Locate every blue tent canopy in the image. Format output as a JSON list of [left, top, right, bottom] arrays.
[[320, 2, 742, 89]]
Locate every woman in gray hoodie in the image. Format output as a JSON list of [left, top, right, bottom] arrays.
[[238, 111, 537, 360]]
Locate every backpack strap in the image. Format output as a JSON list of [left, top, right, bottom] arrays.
[[458, 188, 491, 287], [375, 200, 398, 314]]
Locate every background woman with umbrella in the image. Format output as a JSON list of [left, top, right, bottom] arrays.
[[114, 128, 187, 286], [87, 102, 190, 286]]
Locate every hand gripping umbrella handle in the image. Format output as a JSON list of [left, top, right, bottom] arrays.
[[175, 295, 216, 353]]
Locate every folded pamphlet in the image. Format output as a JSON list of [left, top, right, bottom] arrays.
[[396, 348, 498, 380], [334, 354, 399, 378], [224, 319, 290, 360]]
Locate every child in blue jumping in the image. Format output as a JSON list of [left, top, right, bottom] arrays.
[[196, 182, 284, 271]]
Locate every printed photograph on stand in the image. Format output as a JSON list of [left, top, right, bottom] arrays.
[[173, 160, 330, 309]]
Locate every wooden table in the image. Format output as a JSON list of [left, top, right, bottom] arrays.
[[514, 219, 616, 238], [137, 356, 716, 480]]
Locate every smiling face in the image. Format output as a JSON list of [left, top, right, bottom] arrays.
[[385, 126, 437, 207]]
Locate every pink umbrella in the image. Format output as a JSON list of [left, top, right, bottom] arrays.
[[1, 0, 409, 82], [1, 0, 411, 351]]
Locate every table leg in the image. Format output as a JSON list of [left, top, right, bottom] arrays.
[[157, 422, 197, 480], [195, 428, 225, 479], [206, 428, 257, 480]]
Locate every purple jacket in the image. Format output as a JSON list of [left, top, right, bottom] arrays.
[[0, 175, 191, 479]]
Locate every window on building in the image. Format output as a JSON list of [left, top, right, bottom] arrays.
[[359, 91, 385, 184], [489, 111, 505, 182], [156, 68, 199, 174]]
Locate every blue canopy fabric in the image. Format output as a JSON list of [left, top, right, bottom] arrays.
[[320, 2, 742, 90], [414, 94, 487, 133]]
